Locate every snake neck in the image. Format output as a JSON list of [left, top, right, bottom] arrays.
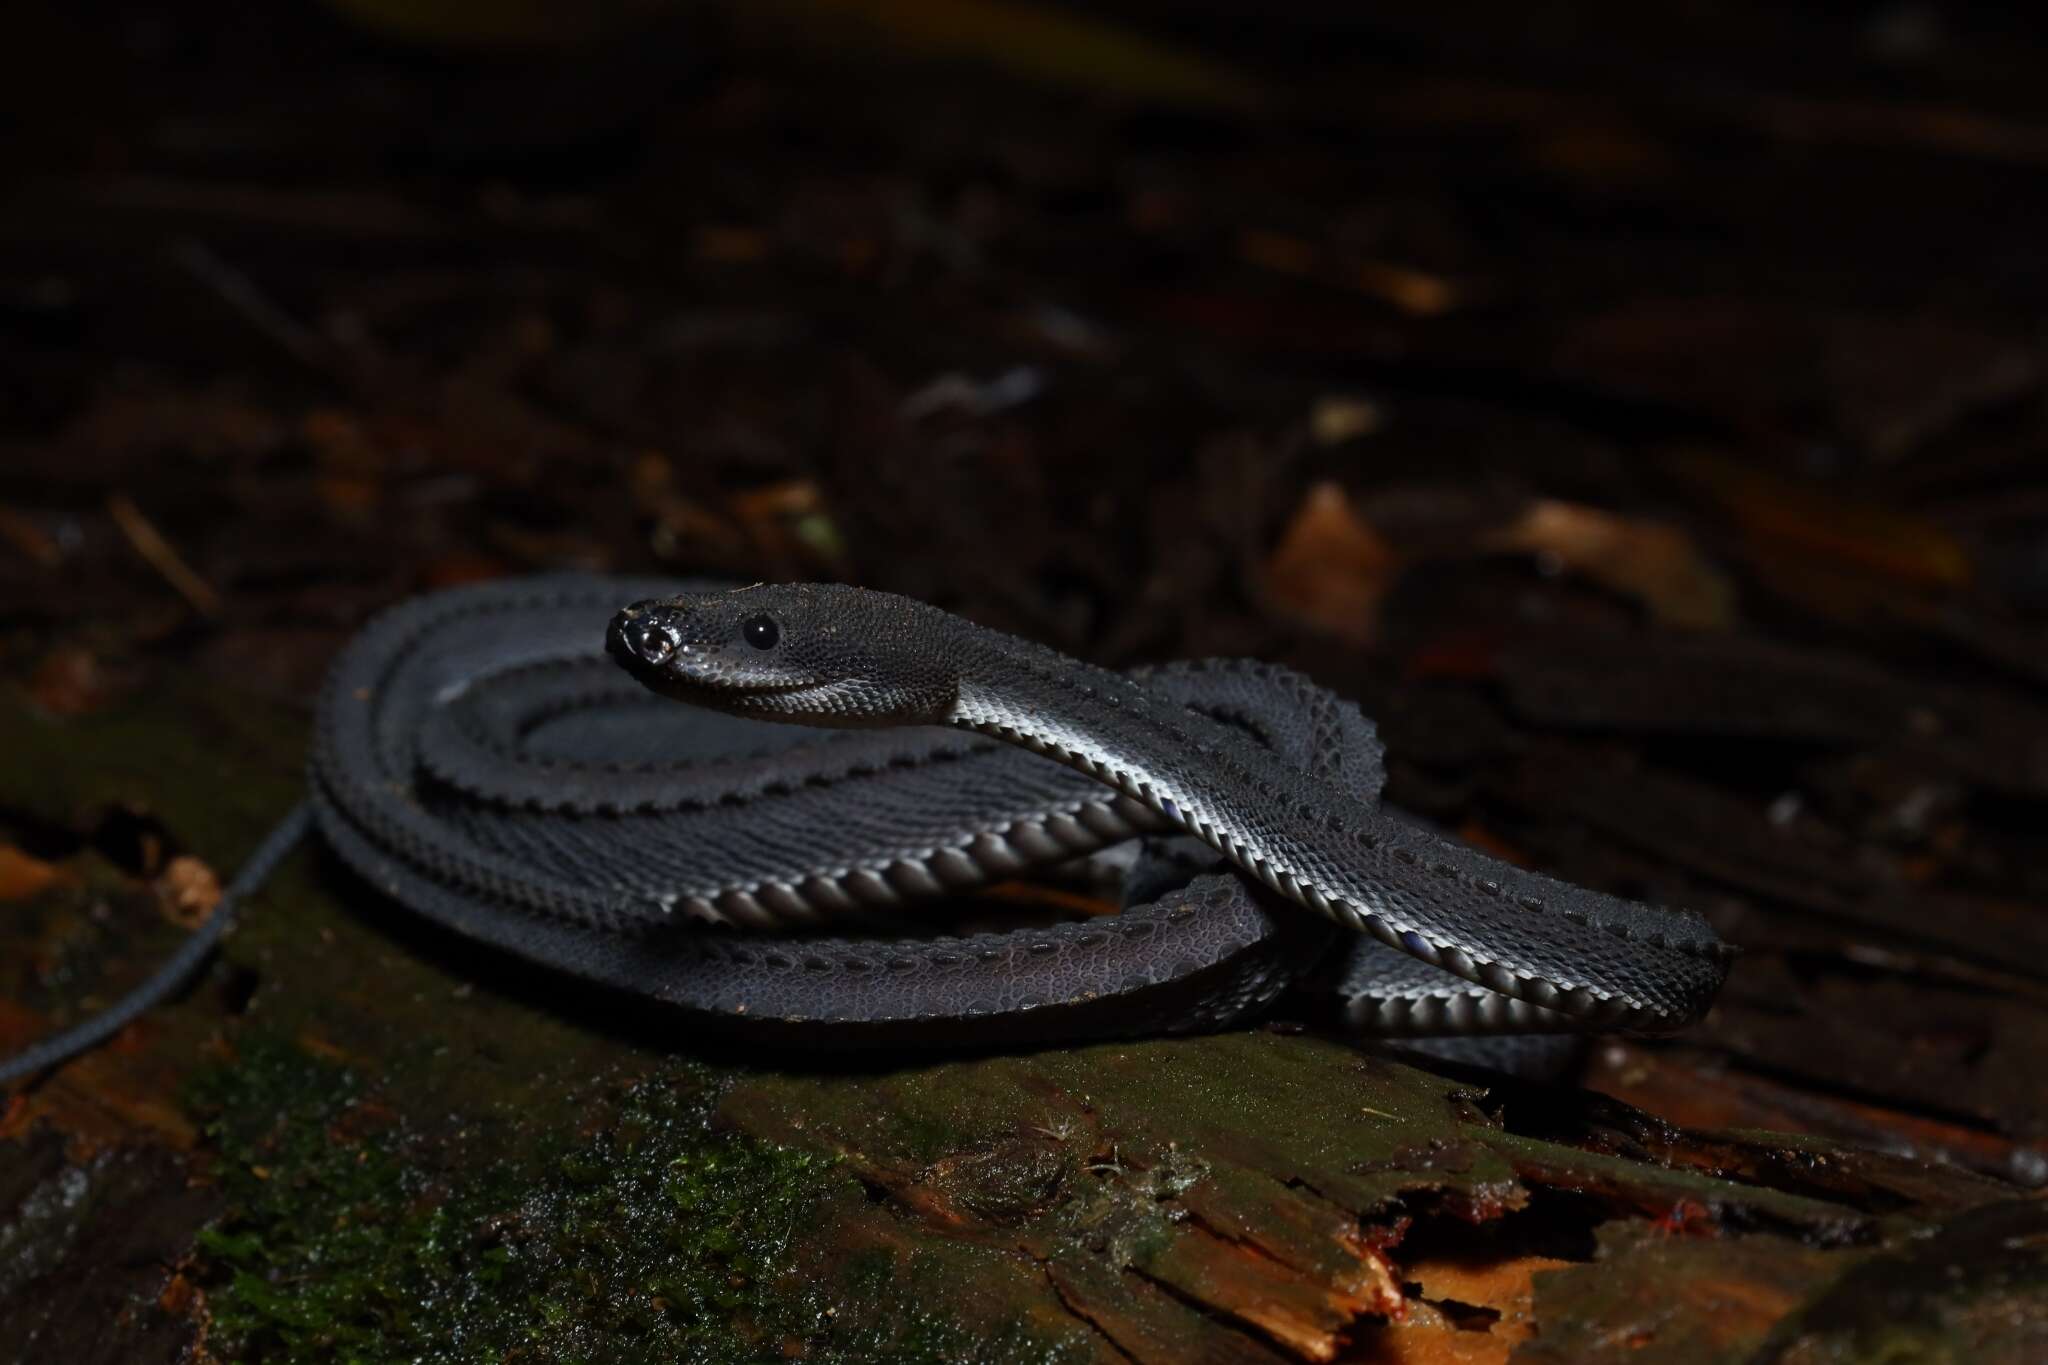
[[938, 623, 1728, 1030], [946, 630, 1343, 870]]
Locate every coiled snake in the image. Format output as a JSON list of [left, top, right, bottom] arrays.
[[1, 576, 1730, 1082]]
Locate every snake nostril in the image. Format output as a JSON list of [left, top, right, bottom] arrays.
[[609, 607, 679, 667]]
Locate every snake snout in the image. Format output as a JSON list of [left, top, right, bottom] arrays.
[[608, 601, 685, 669]]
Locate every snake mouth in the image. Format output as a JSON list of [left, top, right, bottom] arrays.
[[645, 672, 820, 705]]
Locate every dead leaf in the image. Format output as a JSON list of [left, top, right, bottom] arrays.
[[1669, 451, 1971, 590], [0, 1027, 203, 1154], [1240, 231, 1466, 316], [1309, 396, 1386, 447], [1483, 498, 1737, 628], [156, 855, 223, 930], [157, 1269, 204, 1319], [1353, 260, 1463, 318], [729, 479, 849, 574], [1264, 480, 1402, 644]]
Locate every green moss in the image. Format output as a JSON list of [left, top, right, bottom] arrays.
[[184, 1034, 1078, 1364], [819, 1247, 1098, 1365]]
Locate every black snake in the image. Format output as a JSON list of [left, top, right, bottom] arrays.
[[0, 575, 1730, 1082]]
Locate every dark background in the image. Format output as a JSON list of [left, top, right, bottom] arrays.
[[2, 0, 2046, 1355]]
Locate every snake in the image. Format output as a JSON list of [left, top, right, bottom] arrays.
[[1, 575, 1730, 1083]]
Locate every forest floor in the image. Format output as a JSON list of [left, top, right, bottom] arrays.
[[3, 2, 2046, 1360]]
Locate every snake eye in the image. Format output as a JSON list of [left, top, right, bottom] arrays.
[[742, 614, 779, 650]]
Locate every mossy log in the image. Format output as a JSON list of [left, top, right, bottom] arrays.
[[3, 681, 2042, 1364]]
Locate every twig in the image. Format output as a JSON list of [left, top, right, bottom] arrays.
[[171, 238, 334, 378], [107, 493, 223, 618]]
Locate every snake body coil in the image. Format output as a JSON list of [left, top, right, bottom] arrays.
[[2, 574, 1729, 1081]]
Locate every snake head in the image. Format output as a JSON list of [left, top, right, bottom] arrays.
[[607, 583, 960, 726]]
